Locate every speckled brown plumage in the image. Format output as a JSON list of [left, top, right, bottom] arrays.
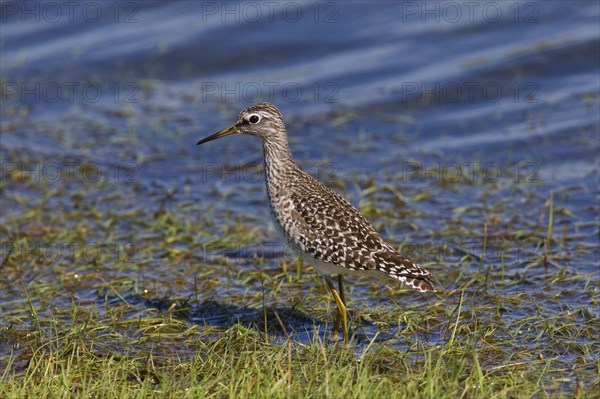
[[198, 102, 436, 293]]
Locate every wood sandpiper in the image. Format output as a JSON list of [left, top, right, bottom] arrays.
[[197, 102, 436, 345]]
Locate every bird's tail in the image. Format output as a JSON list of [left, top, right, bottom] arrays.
[[373, 251, 437, 292]]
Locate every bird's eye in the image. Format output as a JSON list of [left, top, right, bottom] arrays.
[[249, 115, 260, 124]]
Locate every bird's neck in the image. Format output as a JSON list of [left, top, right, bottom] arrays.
[[262, 137, 296, 189]]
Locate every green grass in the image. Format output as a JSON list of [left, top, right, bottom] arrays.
[[1, 249, 597, 399], [1, 147, 598, 398], [2, 311, 594, 399]]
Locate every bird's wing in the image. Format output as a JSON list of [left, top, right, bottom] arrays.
[[287, 180, 436, 292]]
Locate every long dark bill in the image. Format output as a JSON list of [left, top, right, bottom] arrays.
[[196, 125, 239, 145]]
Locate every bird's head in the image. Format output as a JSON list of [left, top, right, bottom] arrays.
[[197, 102, 286, 145]]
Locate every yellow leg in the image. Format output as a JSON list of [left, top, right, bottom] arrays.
[[332, 275, 346, 339], [332, 307, 341, 340], [326, 277, 348, 346]]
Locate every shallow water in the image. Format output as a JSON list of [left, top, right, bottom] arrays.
[[1, 0, 599, 378]]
